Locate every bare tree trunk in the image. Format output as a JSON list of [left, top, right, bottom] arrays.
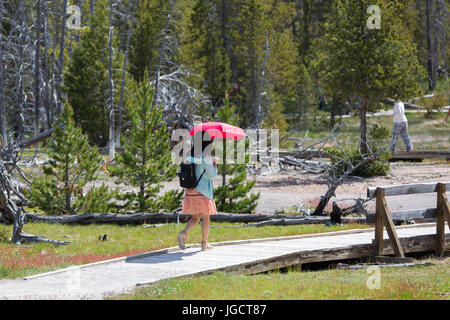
[[64, 152, 71, 213], [42, 0, 51, 129], [153, 0, 176, 107], [56, 0, 68, 115], [116, 0, 138, 147], [250, 39, 257, 124], [25, 211, 363, 225], [359, 98, 368, 154], [16, 0, 26, 143], [313, 146, 384, 216], [33, 0, 41, 137], [0, 57, 5, 145], [108, 0, 115, 159], [255, 31, 270, 128], [0, 0, 6, 144], [220, 0, 229, 54], [435, 0, 448, 79], [301, 0, 311, 54], [426, 0, 437, 91], [330, 95, 339, 128], [313, 185, 337, 216]]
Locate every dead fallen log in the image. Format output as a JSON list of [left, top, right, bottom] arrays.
[[23, 212, 367, 226], [212, 216, 366, 228], [19, 128, 55, 149], [279, 156, 328, 173], [24, 212, 308, 225], [277, 149, 328, 159]]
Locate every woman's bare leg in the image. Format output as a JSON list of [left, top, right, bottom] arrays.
[[178, 215, 201, 250], [201, 214, 212, 250], [182, 215, 201, 238]]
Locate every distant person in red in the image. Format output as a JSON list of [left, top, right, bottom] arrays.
[[445, 108, 449, 123], [387, 100, 413, 153]]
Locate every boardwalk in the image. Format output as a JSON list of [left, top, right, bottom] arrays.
[[0, 223, 448, 299]]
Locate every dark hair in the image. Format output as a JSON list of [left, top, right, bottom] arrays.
[[190, 131, 214, 158]]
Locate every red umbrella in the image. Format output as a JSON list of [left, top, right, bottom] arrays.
[[189, 122, 245, 139]]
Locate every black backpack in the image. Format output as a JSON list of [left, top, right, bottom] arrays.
[[177, 162, 205, 188]]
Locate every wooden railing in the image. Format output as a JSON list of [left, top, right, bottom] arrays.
[[367, 182, 450, 257]]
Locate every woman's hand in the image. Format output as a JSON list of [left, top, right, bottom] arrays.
[[212, 157, 218, 167]]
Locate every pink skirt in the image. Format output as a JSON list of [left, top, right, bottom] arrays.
[[182, 188, 217, 215]]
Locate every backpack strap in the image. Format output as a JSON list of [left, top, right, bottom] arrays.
[[195, 169, 206, 187]]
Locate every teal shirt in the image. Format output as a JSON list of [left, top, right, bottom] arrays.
[[188, 155, 218, 200]]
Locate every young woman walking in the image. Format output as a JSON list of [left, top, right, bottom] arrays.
[[178, 131, 218, 251]]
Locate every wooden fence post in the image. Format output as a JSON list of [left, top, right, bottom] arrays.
[[375, 187, 405, 257], [436, 183, 449, 257], [374, 188, 384, 256]]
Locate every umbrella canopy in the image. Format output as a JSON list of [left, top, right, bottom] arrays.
[[189, 122, 245, 139]]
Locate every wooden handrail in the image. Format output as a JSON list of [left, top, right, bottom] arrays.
[[367, 182, 450, 198], [371, 182, 450, 258]]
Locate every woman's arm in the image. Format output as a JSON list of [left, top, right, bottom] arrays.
[[201, 156, 218, 180]]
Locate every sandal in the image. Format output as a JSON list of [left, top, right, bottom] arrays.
[[201, 241, 213, 251], [177, 232, 186, 250]]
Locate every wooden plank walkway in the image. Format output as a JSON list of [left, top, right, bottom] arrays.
[[0, 223, 448, 300]]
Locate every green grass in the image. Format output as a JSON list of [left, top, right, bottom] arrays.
[[0, 222, 370, 279], [114, 258, 450, 300]]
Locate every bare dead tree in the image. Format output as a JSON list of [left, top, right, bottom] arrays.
[[42, 0, 51, 129], [14, 0, 32, 144], [435, 0, 449, 78], [153, 0, 175, 107], [248, 128, 332, 176], [148, 1, 209, 132], [107, 0, 115, 159], [0, 139, 69, 245], [250, 123, 386, 217], [312, 131, 389, 216], [255, 31, 272, 128], [33, 0, 41, 137], [426, 0, 437, 91], [115, 0, 138, 147], [55, 0, 68, 116], [0, 0, 6, 144]]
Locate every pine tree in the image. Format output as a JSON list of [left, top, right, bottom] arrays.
[[63, 0, 123, 146], [28, 102, 109, 215], [188, 0, 232, 115], [234, 0, 266, 126], [128, 0, 170, 81], [325, 0, 424, 153], [109, 72, 183, 213], [214, 96, 260, 214]]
